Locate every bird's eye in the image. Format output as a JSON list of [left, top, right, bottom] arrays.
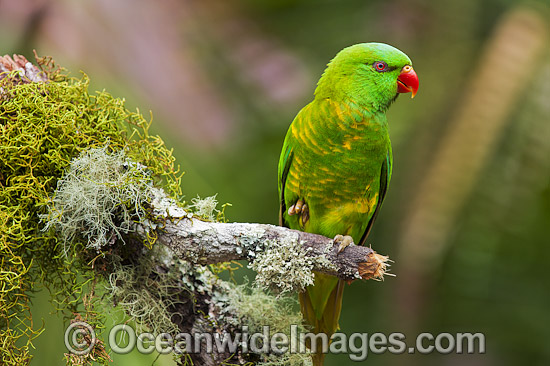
[[373, 61, 388, 72]]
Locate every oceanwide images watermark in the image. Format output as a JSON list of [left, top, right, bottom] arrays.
[[65, 322, 486, 361]]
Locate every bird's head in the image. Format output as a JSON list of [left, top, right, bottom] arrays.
[[315, 43, 419, 111]]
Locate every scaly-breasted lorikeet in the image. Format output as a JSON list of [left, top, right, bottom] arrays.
[[278, 43, 418, 365]]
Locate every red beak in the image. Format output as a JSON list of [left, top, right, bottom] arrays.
[[397, 65, 419, 98]]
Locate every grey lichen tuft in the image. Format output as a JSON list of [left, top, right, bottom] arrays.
[[42, 145, 153, 252], [188, 194, 220, 221], [249, 233, 315, 294]]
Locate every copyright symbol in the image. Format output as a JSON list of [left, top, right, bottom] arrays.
[[64, 321, 96, 355]]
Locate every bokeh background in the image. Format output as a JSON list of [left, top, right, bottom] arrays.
[[1, 0, 549, 365]]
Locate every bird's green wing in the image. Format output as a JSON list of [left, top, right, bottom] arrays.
[[278, 136, 294, 227], [357, 151, 392, 246]]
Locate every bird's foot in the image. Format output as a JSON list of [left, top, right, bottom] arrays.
[[288, 198, 309, 225], [334, 235, 354, 254]]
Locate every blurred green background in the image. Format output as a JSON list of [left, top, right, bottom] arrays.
[[1, 0, 549, 365]]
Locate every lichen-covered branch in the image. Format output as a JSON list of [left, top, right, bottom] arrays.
[[145, 190, 389, 293]]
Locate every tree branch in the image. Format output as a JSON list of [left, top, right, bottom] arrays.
[[145, 190, 389, 289]]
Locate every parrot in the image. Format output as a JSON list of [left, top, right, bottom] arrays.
[[277, 42, 418, 366]]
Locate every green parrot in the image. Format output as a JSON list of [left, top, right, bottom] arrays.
[[278, 43, 418, 365]]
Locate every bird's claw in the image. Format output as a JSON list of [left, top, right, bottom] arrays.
[[288, 198, 304, 216], [288, 199, 309, 226], [334, 235, 354, 254], [301, 204, 309, 225]]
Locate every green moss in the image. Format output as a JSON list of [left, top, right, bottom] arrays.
[[0, 61, 181, 365]]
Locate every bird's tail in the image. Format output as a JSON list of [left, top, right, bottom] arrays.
[[298, 272, 345, 366]]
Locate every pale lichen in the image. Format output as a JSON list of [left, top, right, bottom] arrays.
[[41, 145, 154, 253], [249, 233, 316, 294], [310, 242, 338, 274], [188, 195, 220, 221], [149, 187, 187, 219], [105, 263, 181, 336]]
